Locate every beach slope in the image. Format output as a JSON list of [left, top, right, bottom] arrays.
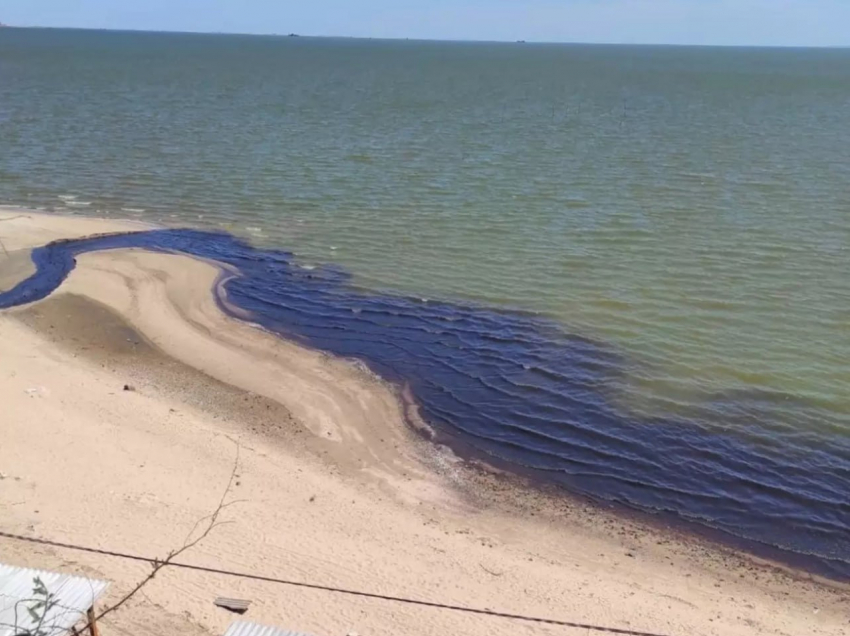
[[0, 209, 845, 636]]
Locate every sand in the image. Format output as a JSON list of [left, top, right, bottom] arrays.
[[0, 207, 846, 636]]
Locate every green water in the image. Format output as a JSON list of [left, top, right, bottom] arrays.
[[1, 28, 848, 428]]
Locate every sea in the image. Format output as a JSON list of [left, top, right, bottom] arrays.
[[1, 28, 848, 578]]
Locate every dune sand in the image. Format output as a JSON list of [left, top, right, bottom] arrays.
[[0, 207, 846, 636]]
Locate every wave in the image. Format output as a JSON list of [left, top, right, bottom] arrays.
[[1, 228, 848, 579]]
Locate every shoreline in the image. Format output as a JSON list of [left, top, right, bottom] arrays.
[[4, 206, 847, 585], [0, 207, 847, 635], [414, 387, 850, 586]]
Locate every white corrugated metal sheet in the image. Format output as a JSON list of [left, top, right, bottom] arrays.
[[224, 620, 317, 636], [0, 563, 108, 636]]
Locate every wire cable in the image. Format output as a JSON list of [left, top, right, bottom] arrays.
[[0, 530, 674, 636]]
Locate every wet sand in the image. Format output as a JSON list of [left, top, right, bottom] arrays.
[[0, 207, 846, 636]]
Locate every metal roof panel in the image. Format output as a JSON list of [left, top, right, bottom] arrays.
[[224, 620, 318, 636], [0, 563, 109, 636]]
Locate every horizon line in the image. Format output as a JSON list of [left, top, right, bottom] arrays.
[[2, 24, 847, 50]]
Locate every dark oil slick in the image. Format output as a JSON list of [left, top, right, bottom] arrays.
[[2, 228, 847, 580]]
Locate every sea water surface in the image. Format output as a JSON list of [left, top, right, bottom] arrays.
[[0, 29, 848, 577]]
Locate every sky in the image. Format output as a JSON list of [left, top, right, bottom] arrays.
[[3, 0, 849, 47]]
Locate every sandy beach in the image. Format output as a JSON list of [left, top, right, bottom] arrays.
[[0, 207, 846, 636]]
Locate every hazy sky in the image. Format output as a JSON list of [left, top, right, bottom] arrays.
[[3, 0, 848, 47]]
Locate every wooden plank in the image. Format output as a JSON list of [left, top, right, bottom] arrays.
[[87, 606, 100, 636], [214, 597, 252, 614]]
